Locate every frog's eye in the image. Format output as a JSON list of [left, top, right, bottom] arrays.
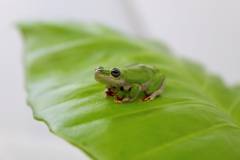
[[111, 68, 121, 77]]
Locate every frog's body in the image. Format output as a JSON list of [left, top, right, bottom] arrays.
[[95, 64, 165, 103]]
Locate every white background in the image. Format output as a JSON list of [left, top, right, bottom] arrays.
[[0, 0, 239, 160]]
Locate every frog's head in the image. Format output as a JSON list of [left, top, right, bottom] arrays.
[[95, 66, 124, 87]]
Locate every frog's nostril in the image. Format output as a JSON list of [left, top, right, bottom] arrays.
[[96, 66, 104, 72]]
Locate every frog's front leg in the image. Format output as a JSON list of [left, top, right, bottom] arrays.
[[105, 87, 117, 97], [115, 84, 141, 103]]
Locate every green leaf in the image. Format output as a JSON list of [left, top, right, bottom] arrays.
[[20, 22, 240, 160]]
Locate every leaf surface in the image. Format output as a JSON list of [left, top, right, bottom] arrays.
[[20, 22, 240, 160]]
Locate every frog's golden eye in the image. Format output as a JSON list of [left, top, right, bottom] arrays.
[[111, 68, 121, 77]]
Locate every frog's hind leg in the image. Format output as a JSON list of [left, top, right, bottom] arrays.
[[143, 79, 165, 101]]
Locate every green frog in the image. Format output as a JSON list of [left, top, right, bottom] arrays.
[[95, 64, 165, 103]]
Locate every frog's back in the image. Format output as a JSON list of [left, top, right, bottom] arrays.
[[122, 64, 158, 84]]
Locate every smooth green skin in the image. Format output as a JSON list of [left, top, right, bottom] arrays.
[[95, 64, 165, 102], [20, 22, 240, 160]]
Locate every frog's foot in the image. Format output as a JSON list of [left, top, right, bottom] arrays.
[[114, 99, 123, 104], [114, 96, 132, 103], [143, 95, 157, 101], [143, 83, 164, 101], [114, 96, 124, 103], [105, 88, 115, 97], [121, 97, 131, 103], [143, 94, 150, 101]]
